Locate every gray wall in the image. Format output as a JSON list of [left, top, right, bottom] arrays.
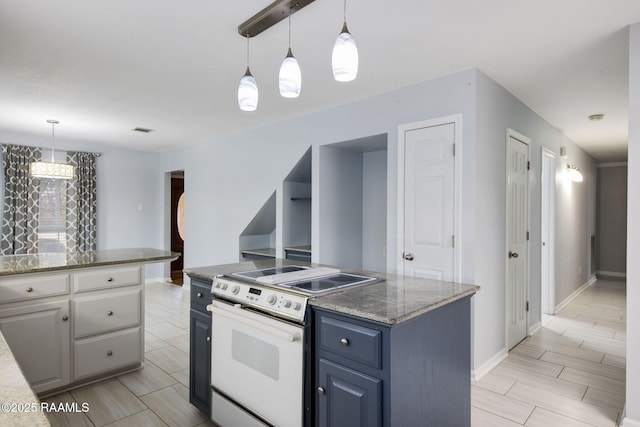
[[475, 71, 597, 368], [596, 164, 627, 275], [362, 150, 387, 272], [625, 22, 639, 427]]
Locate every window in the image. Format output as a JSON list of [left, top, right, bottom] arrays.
[[37, 178, 68, 253]]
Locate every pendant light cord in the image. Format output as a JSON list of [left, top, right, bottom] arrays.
[[288, 8, 292, 48], [246, 34, 250, 68], [344, 0, 347, 24], [49, 121, 56, 162]]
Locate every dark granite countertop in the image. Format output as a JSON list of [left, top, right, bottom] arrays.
[[185, 259, 479, 325], [0, 248, 180, 276]]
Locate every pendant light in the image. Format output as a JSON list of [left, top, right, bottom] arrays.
[[279, 10, 301, 98], [29, 120, 75, 180], [332, 0, 358, 82], [238, 35, 259, 111]]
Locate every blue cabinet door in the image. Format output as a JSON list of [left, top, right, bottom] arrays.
[[318, 358, 382, 427], [189, 308, 211, 415]]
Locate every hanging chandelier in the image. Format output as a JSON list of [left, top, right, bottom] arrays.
[[236, 0, 358, 110], [30, 120, 75, 180]]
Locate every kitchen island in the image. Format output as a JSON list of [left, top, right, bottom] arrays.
[[0, 247, 179, 412], [185, 259, 479, 426]]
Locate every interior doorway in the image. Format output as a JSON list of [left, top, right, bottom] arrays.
[[541, 149, 556, 314], [169, 170, 184, 285]]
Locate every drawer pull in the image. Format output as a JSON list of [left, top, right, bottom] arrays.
[[107, 311, 114, 316], [197, 292, 203, 298], [340, 338, 349, 346], [206, 336, 211, 342], [107, 350, 113, 356], [62, 316, 69, 322], [107, 277, 114, 282], [26, 287, 34, 293], [317, 387, 325, 396]]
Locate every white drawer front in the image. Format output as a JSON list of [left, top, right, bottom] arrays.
[[73, 288, 141, 338], [74, 327, 141, 380], [0, 274, 69, 303], [73, 266, 141, 293]]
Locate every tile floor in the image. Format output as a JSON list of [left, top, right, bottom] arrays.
[[44, 278, 626, 427], [472, 278, 626, 427]]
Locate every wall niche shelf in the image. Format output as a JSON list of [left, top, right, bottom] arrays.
[[238, 192, 276, 260]]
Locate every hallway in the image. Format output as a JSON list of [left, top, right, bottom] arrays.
[[472, 279, 626, 426]]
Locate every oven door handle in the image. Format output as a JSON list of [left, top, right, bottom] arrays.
[[206, 303, 301, 343]]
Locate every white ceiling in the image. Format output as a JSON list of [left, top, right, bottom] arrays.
[[1, 0, 639, 162]]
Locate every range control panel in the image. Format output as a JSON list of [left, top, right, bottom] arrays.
[[212, 276, 308, 323]]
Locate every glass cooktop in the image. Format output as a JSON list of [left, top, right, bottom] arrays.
[[231, 265, 308, 280], [230, 266, 378, 295], [281, 273, 377, 294]]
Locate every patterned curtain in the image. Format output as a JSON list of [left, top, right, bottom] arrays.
[[66, 151, 97, 252], [1, 144, 41, 255]]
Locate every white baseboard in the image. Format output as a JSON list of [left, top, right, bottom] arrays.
[[554, 276, 597, 313], [145, 277, 172, 284], [622, 416, 640, 427], [528, 321, 541, 336], [472, 348, 508, 382], [596, 270, 627, 278]]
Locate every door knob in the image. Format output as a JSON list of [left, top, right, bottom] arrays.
[[317, 387, 325, 396], [403, 253, 415, 261], [509, 251, 519, 259]]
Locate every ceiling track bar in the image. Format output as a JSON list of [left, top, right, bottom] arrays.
[[238, 0, 316, 38]]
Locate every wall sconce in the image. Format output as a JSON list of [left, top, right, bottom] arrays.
[[567, 164, 583, 182]]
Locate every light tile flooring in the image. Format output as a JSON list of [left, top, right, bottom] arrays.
[[472, 278, 627, 427], [44, 278, 626, 427], [45, 281, 216, 427]]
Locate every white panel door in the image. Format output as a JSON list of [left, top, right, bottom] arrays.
[[506, 134, 529, 349], [403, 123, 455, 281]]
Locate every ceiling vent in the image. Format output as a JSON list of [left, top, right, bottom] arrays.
[[133, 127, 153, 133]]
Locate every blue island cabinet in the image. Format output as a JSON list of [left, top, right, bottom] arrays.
[[313, 296, 471, 427], [189, 277, 212, 416]]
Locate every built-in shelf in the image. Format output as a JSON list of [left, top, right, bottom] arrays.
[[284, 245, 312, 262], [240, 248, 276, 260]]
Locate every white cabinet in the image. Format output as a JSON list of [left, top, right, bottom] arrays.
[[74, 327, 141, 380], [0, 264, 144, 394], [73, 287, 141, 338], [0, 299, 71, 393]]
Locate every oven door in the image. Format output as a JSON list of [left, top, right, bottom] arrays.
[[208, 300, 304, 427]]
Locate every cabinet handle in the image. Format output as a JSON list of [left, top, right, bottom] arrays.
[[206, 336, 211, 342], [340, 338, 349, 346], [107, 351, 113, 356], [197, 292, 203, 298], [107, 277, 114, 282], [26, 287, 34, 293], [62, 316, 69, 322], [107, 311, 114, 316], [317, 387, 325, 396]]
